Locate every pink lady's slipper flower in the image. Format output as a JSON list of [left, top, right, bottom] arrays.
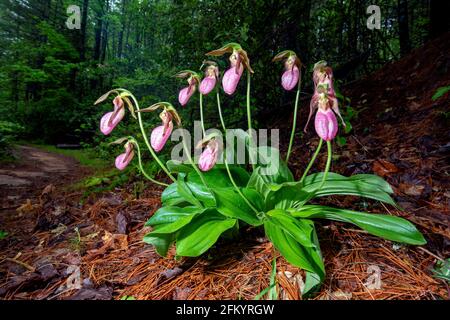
[[199, 63, 219, 95], [100, 96, 125, 135], [206, 43, 254, 95], [150, 109, 174, 152], [115, 141, 135, 170], [176, 71, 200, 106], [273, 50, 302, 91], [198, 139, 219, 172], [304, 61, 346, 136], [314, 93, 338, 141]]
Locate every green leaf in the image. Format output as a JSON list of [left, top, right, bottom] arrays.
[[176, 212, 237, 256], [290, 205, 426, 245], [177, 174, 203, 208], [161, 182, 187, 207], [214, 187, 263, 226], [265, 182, 310, 210], [264, 219, 325, 281], [247, 157, 294, 200], [145, 206, 205, 233], [166, 160, 193, 174], [432, 85, 450, 101], [431, 259, 450, 283], [143, 232, 174, 256], [266, 209, 315, 248], [303, 172, 397, 206]]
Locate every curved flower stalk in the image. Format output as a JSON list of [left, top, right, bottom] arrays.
[[206, 43, 255, 168], [273, 50, 303, 162], [119, 94, 177, 182], [176, 70, 200, 106], [110, 137, 168, 187]]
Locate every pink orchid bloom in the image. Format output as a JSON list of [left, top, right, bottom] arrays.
[[313, 94, 338, 141], [281, 65, 300, 91], [199, 76, 216, 95], [178, 77, 197, 106], [222, 66, 243, 95], [198, 140, 219, 172], [150, 110, 173, 152], [100, 96, 125, 135], [115, 142, 134, 170], [222, 50, 244, 95]]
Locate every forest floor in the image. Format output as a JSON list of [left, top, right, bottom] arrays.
[[1, 33, 449, 300]]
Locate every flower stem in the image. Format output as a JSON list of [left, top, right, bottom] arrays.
[[286, 80, 301, 163], [246, 72, 255, 170], [131, 140, 169, 187], [318, 140, 332, 190], [199, 93, 206, 136], [126, 91, 175, 182], [180, 129, 209, 189], [216, 91, 226, 132], [224, 155, 259, 215], [300, 138, 323, 184]]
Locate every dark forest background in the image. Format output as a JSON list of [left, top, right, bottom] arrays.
[[0, 0, 448, 157]]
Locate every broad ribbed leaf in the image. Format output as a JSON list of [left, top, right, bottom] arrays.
[[143, 232, 174, 256], [265, 182, 310, 209], [161, 182, 187, 206], [145, 206, 205, 233], [266, 209, 314, 247], [145, 206, 201, 226], [177, 174, 203, 208], [302, 172, 397, 206], [214, 187, 263, 226], [290, 205, 426, 245], [264, 219, 325, 280], [176, 212, 237, 256]]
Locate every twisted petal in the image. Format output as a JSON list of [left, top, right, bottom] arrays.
[[100, 107, 125, 135], [199, 76, 217, 95], [222, 66, 243, 95], [198, 142, 218, 172], [281, 65, 300, 91], [315, 109, 338, 141], [151, 122, 173, 152], [178, 86, 195, 106]]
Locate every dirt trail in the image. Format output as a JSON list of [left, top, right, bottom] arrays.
[[0, 146, 84, 211]]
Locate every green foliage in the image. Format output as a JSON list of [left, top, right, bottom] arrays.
[[144, 146, 425, 296], [0, 230, 9, 240], [0, 121, 24, 161], [432, 86, 450, 101], [431, 259, 450, 283]]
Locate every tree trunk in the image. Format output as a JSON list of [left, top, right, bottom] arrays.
[[398, 0, 410, 55], [80, 0, 89, 60]]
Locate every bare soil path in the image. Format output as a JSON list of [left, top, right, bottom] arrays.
[[0, 145, 85, 212]]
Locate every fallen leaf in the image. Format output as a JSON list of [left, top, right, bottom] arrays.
[[399, 183, 425, 196], [372, 159, 399, 177]]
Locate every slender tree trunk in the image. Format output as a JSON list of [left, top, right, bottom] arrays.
[[398, 0, 410, 55], [80, 0, 89, 60]]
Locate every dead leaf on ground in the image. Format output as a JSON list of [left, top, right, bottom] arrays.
[[372, 159, 399, 177]]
